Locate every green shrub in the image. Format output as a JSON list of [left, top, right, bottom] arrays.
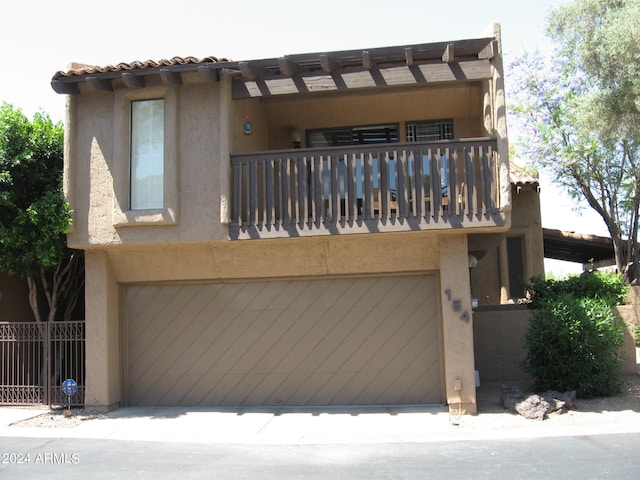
[[522, 272, 627, 398], [527, 271, 629, 309]]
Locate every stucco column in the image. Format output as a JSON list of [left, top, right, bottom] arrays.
[[84, 250, 120, 411], [439, 234, 477, 414], [218, 69, 232, 226]]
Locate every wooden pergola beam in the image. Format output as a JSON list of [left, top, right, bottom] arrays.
[[239, 61, 259, 79], [85, 76, 113, 92], [478, 40, 497, 60], [442, 44, 454, 63], [160, 68, 182, 85], [405, 47, 414, 66], [320, 54, 338, 73], [122, 72, 145, 88], [278, 57, 298, 76], [362, 51, 376, 70], [198, 65, 219, 82]]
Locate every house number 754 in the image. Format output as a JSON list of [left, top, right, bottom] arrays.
[[445, 289, 470, 323]]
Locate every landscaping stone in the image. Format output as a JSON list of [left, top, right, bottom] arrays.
[[500, 385, 576, 420]]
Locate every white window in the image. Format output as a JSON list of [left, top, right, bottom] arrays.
[[130, 99, 164, 210], [306, 124, 399, 148], [405, 119, 453, 142]]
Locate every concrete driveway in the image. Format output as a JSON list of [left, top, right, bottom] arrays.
[[2, 400, 639, 445]]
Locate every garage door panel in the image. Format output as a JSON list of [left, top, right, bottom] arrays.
[[311, 371, 363, 405], [284, 373, 331, 405], [270, 314, 347, 373], [249, 312, 319, 373], [128, 287, 198, 369], [163, 374, 206, 403], [163, 320, 216, 376], [127, 275, 442, 407], [218, 373, 265, 405], [127, 285, 172, 322], [304, 307, 389, 373], [134, 372, 181, 405]]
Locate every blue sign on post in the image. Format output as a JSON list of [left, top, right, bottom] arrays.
[[61, 379, 77, 415], [62, 378, 77, 397]]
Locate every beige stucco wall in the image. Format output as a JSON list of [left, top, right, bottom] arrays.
[[470, 184, 544, 305], [84, 250, 120, 410], [260, 85, 484, 150], [438, 234, 477, 414], [615, 286, 640, 375], [616, 305, 639, 374], [470, 246, 502, 305], [66, 74, 232, 248], [510, 185, 545, 277], [473, 306, 532, 384], [105, 232, 440, 283]]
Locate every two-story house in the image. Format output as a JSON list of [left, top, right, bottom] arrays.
[[51, 23, 513, 414]]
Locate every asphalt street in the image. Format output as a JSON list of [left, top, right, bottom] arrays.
[[2, 433, 639, 479]]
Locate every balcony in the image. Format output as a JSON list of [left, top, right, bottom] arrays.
[[230, 138, 505, 239]]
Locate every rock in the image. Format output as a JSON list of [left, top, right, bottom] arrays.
[[500, 385, 577, 420], [501, 385, 525, 411], [514, 394, 550, 420], [540, 390, 577, 412]]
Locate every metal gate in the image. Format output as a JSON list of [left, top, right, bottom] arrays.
[[0, 321, 85, 407]]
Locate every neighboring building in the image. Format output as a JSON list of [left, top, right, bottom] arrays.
[[51, 23, 514, 414]]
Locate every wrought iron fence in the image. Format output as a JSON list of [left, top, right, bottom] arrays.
[[0, 321, 85, 407]]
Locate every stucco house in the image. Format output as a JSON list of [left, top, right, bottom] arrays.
[[50, 23, 520, 414]]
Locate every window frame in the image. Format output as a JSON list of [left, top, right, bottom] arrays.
[[130, 98, 165, 211], [112, 85, 179, 227], [405, 119, 454, 142], [306, 123, 400, 148]]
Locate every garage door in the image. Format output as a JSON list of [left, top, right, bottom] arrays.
[[126, 275, 442, 406]]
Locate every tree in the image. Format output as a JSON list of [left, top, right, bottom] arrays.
[[0, 103, 83, 323], [510, 0, 640, 283]]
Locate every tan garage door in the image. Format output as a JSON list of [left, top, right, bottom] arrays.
[[126, 275, 442, 406]]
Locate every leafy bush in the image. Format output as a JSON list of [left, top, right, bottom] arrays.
[[522, 272, 627, 398], [527, 271, 629, 309]]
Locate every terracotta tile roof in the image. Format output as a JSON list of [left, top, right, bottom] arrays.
[[510, 158, 539, 186], [510, 169, 539, 186], [55, 56, 230, 78]]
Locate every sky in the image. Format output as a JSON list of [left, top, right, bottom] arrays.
[[1, 0, 608, 274]]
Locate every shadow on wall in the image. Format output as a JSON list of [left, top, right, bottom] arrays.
[[0, 272, 33, 322], [473, 305, 532, 385]]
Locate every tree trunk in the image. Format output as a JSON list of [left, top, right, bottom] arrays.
[[25, 251, 84, 399]]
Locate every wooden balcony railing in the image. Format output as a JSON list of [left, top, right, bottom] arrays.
[[230, 138, 504, 239]]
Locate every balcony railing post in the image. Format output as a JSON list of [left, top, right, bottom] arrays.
[[266, 158, 275, 225], [230, 138, 501, 237]]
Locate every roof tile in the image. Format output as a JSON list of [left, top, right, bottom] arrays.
[[55, 56, 230, 77]]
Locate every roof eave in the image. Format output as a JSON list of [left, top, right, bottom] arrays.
[[50, 36, 498, 97]]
